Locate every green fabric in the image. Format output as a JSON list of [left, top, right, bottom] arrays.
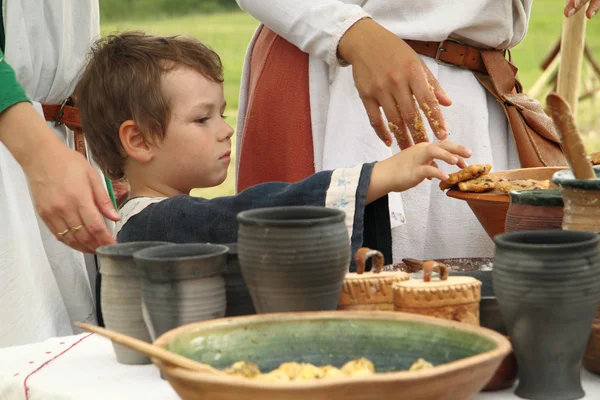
[[0, 6, 31, 114], [0, 49, 31, 114], [1, 4, 5, 52], [104, 176, 118, 210]]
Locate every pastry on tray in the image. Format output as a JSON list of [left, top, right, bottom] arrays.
[[439, 164, 492, 190], [496, 179, 550, 194], [457, 175, 505, 193], [590, 152, 600, 166], [440, 164, 550, 195]]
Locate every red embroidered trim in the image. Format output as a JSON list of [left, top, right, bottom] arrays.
[[23, 333, 93, 400]]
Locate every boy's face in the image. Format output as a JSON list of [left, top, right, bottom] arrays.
[[152, 67, 233, 193]]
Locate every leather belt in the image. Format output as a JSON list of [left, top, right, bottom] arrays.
[[404, 39, 492, 75], [41, 97, 87, 159]]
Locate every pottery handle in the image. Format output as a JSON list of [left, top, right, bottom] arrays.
[[354, 247, 384, 274], [423, 261, 448, 282]]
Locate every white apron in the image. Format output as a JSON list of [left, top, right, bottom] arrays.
[[0, 0, 106, 347], [236, 0, 528, 261]]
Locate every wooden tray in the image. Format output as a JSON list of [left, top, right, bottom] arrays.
[[445, 167, 566, 238]]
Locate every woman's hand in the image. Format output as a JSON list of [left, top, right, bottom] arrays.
[[25, 144, 120, 253], [564, 0, 599, 19], [338, 18, 452, 150], [0, 102, 119, 254]]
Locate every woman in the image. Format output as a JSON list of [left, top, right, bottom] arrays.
[[0, 0, 119, 346], [235, 0, 598, 263]]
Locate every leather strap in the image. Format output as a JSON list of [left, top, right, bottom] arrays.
[[41, 100, 87, 159], [404, 39, 490, 74]]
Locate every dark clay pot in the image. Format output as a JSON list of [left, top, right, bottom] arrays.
[[133, 243, 228, 341], [505, 190, 564, 233], [237, 206, 350, 313], [493, 230, 600, 400], [223, 243, 255, 317], [554, 166, 600, 376]]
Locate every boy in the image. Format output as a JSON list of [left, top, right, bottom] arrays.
[[75, 32, 471, 271]]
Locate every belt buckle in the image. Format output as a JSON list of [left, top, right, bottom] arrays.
[[54, 97, 73, 127], [435, 38, 463, 67]]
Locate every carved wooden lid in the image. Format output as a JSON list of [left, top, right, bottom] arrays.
[[339, 271, 410, 306], [393, 276, 481, 308], [339, 247, 409, 306]]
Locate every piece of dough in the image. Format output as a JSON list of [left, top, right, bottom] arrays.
[[496, 179, 550, 194], [457, 175, 502, 193], [440, 164, 492, 190]]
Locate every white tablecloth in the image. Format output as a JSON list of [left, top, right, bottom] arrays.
[[0, 333, 599, 400]]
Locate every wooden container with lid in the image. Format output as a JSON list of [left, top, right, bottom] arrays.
[[393, 261, 482, 326], [337, 248, 409, 311]]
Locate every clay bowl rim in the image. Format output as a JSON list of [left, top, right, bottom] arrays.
[[494, 230, 599, 251], [446, 166, 568, 204], [237, 206, 345, 228], [152, 311, 511, 390], [552, 165, 600, 189], [133, 243, 229, 262], [508, 189, 563, 207], [96, 241, 174, 259]]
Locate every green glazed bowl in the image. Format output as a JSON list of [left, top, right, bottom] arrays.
[[153, 311, 511, 400]]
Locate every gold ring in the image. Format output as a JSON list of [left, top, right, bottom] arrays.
[[57, 229, 70, 237], [70, 225, 84, 233]]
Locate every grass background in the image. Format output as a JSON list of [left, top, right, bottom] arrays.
[[100, 0, 600, 197]]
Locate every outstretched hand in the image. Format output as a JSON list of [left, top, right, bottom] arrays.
[[366, 140, 471, 204]]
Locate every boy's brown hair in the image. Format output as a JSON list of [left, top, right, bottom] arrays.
[[75, 31, 223, 180]]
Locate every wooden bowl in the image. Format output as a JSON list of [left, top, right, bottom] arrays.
[[446, 167, 567, 239], [153, 311, 511, 400]]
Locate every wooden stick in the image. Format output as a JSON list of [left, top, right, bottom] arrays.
[[540, 38, 561, 70], [75, 322, 222, 375], [528, 55, 561, 99], [546, 93, 595, 179], [556, 4, 588, 115]]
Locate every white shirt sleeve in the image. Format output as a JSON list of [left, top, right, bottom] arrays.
[[236, 0, 370, 66]]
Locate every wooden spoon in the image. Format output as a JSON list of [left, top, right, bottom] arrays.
[[75, 322, 222, 375], [546, 92, 595, 180]]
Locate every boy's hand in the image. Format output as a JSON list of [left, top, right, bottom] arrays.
[[367, 141, 471, 204]]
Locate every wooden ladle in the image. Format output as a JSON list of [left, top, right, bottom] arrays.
[[75, 322, 222, 376], [546, 92, 596, 180]]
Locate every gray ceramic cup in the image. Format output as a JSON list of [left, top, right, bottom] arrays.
[[97, 241, 173, 364], [237, 206, 350, 313], [133, 243, 228, 341]]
